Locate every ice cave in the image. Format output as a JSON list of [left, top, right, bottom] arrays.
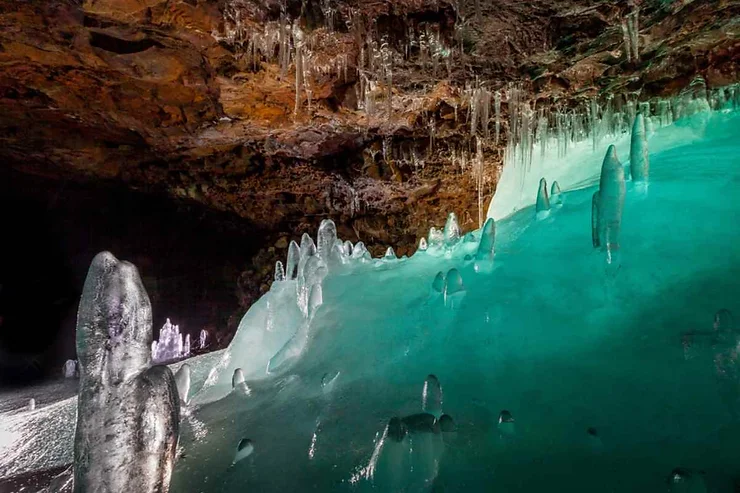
[[1, 0, 739, 492]]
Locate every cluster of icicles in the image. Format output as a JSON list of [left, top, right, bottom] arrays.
[[151, 320, 210, 364], [272, 211, 496, 311]]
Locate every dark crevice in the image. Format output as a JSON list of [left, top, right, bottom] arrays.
[[89, 30, 162, 54]]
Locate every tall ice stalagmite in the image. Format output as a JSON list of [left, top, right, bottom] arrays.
[[630, 113, 650, 183], [74, 252, 180, 493]]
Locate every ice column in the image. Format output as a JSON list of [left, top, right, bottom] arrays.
[[74, 252, 179, 493]]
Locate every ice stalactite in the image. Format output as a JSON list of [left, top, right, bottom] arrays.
[[293, 25, 305, 116], [474, 137, 485, 228], [494, 91, 502, 145], [74, 252, 179, 493], [630, 113, 650, 183]]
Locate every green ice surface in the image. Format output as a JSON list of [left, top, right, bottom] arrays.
[[170, 109, 740, 492]]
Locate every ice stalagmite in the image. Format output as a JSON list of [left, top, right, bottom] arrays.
[[232, 368, 250, 394], [317, 219, 338, 262], [418, 238, 428, 252], [596, 145, 626, 257], [443, 213, 461, 246], [74, 252, 179, 493], [384, 247, 396, 259], [174, 364, 191, 405], [535, 177, 550, 213], [63, 359, 78, 378], [421, 374, 443, 419], [274, 261, 285, 282], [630, 113, 650, 183], [285, 240, 300, 280], [475, 217, 496, 265], [550, 181, 562, 206]]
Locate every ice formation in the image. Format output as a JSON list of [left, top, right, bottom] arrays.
[[630, 113, 650, 183], [199, 329, 208, 350], [421, 375, 443, 419], [63, 359, 78, 378], [2, 90, 740, 493], [152, 319, 190, 363], [535, 177, 550, 214], [593, 145, 626, 263], [175, 364, 191, 405], [497, 410, 515, 438], [232, 439, 254, 465], [74, 252, 180, 493]]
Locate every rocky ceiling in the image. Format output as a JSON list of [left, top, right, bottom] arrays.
[[0, 0, 738, 290]]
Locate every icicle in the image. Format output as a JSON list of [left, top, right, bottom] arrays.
[[293, 24, 304, 115], [494, 91, 501, 145]]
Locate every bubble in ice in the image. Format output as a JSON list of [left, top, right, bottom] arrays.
[[422, 374, 443, 419], [286, 240, 300, 280], [443, 212, 461, 246], [174, 364, 191, 405], [535, 177, 550, 213], [498, 410, 515, 437], [668, 468, 707, 493], [232, 438, 254, 465], [432, 271, 445, 293]]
